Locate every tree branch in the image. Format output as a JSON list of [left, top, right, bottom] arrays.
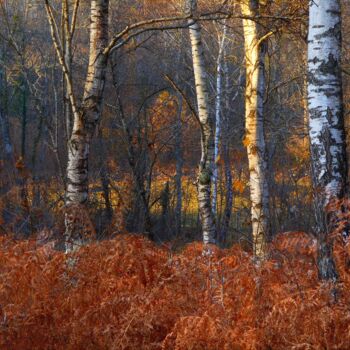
[[164, 74, 200, 127], [44, 0, 80, 124], [70, 0, 80, 37]]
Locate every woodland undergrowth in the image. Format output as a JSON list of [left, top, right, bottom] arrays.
[[1, 229, 350, 349]]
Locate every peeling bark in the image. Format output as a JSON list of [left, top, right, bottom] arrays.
[[64, 0, 109, 252], [307, 0, 348, 281], [65, 0, 109, 206]]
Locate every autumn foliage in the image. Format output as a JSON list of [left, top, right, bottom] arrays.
[[1, 231, 350, 349]]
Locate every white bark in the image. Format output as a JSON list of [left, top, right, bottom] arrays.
[[212, 23, 227, 218], [241, 0, 269, 259], [65, 0, 109, 207], [63, 0, 73, 140], [219, 58, 235, 244], [186, 0, 216, 244], [308, 0, 347, 206], [63, 0, 109, 252], [307, 0, 347, 281]]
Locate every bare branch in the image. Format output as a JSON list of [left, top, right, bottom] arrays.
[[164, 74, 200, 127], [104, 10, 302, 56], [44, 0, 80, 123], [70, 0, 80, 37]]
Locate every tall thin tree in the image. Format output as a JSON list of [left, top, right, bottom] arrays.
[[307, 0, 348, 281], [46, 0, 110, 251], [241, 0, 270, 258], [212, 21, 227, 219], [186, 0, 216, 244]]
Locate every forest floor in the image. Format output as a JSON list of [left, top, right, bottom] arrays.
[[1, 232, 350, 349]]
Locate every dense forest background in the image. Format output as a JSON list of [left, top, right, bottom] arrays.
[[0, 0, 316, 241], [1, 0, 350, 348]]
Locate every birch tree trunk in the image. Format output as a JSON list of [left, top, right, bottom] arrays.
[[64, 0, 109, 251], [212, 23, 227, 218], [65, 0, 109, 207], [241, 0, 269, 259], [62, 0, 73, 140], [186, 0, 216, 244], [307, 0, 348, 281]]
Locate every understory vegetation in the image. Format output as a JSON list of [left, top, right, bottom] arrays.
[[1, 0, 350, 348], [1, 229, 350, 349]]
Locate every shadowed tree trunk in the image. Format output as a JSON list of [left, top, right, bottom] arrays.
[[0, 110, 12, 163], [174, 93, 183, 236], [0, 67, 14, 196], [0, 70, 13, 168], [46, 0, 110, 252], [219, 56, 236, 244], [307, 0, 348, 281], [62, 0, 76, 140], [186, 0, 216, 245], [66, 0, 109, 206], [219, 144, 233, 245], [65, 0, 109, 251], [212, 22, 227, 219]]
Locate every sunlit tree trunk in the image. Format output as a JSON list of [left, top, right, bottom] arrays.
[[241, 0, 269, 259], [307, 0, 348, 281], [186, 0, 216, 244]]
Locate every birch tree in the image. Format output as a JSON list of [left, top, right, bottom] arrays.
[[212, 22, 227, 218], [45, 0, 110, 251], [307, 0, 348, 281], [62, 0, 79, 140], [186, 0, 216, 244], [241, 0, 269, 259], [219, 57, 241, 244]]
